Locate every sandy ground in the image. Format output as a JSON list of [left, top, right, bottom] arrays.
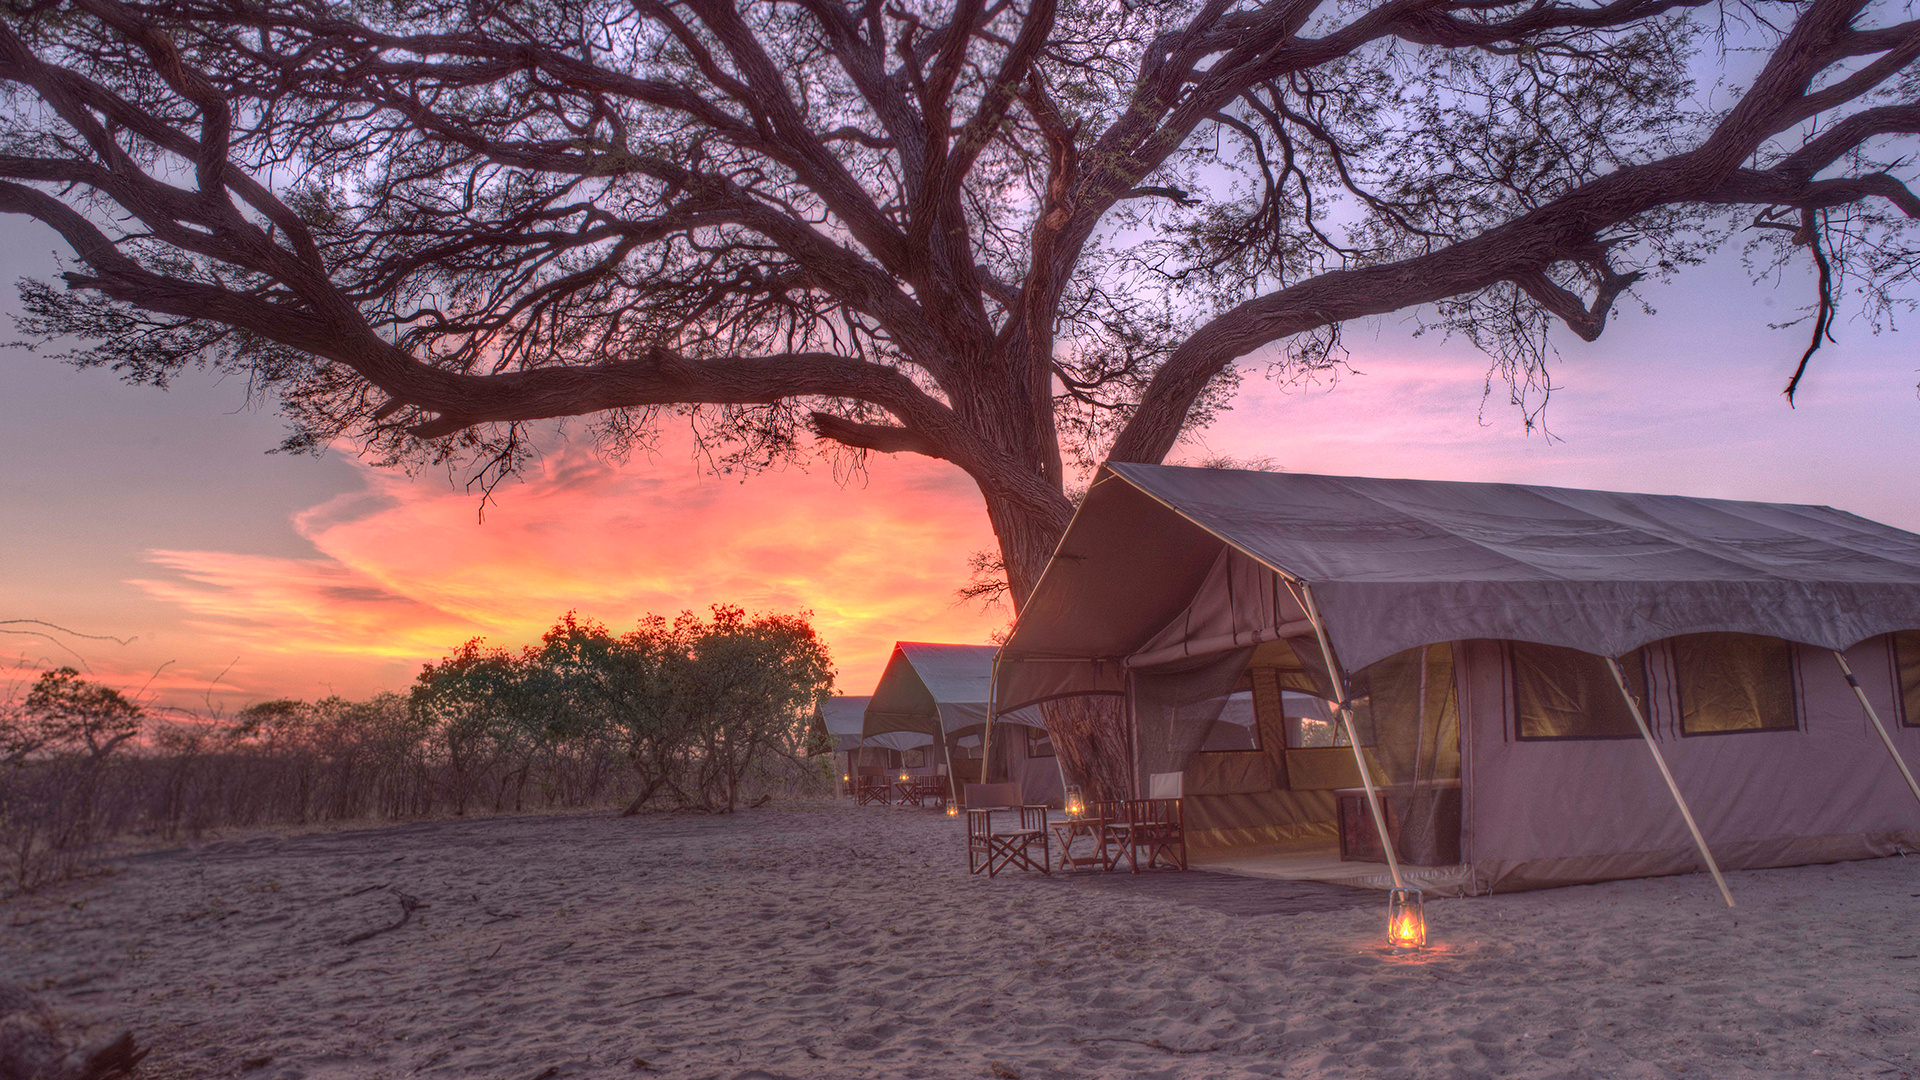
[[4, 803, 1919, 1080]]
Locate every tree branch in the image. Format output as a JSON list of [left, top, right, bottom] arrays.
[[808, 413, 947, 458]]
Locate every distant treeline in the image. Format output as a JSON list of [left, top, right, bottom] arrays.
[[0, 607, 835, 892]]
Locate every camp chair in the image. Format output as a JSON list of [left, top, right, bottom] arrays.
[[1102, 775, 1186, 873], [964, 782, 1050, 877], [856, 766, 891, 806]]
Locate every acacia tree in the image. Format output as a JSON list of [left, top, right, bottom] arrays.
[[3, 0, 1918, 793], [535, 612, 691, 813], [680, 605, 834, 811], [12, 667, 142, 763]]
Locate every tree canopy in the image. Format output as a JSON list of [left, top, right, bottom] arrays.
[[4, 666, 142, 764]]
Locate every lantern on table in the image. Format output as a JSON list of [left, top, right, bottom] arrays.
[[1386, 886, 1426, 950], [899, 770, 911, 783], [1064, 785, 1087, 820]]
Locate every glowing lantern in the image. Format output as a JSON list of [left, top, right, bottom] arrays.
[[1064, 785, 1087, 819], [841, 773, 850, 784], [899, 771, 911, 783], [945, 802, 959, 818], [1387, 887, 1426, 950]]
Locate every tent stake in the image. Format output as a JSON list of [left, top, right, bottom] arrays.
[[1299, 583, 1404, 891], [1605, 657, 1735, 909], [1831, 650, 1920, 810]]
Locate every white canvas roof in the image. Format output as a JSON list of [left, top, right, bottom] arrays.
[[999, 464, 1920, 709], [864, 642, 1046, 739]]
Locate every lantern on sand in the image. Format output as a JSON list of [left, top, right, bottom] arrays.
[[1387, 887, 1426, 950], [1064, 785, 1087, 820], [945, 802, 960, 818]]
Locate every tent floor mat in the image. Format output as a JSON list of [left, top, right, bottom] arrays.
[[1191, 840, 1476, 896], [1049, 866, 1371, 916]]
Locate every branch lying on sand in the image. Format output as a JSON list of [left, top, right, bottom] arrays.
[[340, 892, 425, 946], [618, 989, 695, 1007], [1070, 1036, 1225, 1055]]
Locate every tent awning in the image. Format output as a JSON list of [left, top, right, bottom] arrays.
[[998, 464, 1920, 710]]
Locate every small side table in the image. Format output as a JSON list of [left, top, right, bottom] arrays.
[[1051, 816, 1110, 870]]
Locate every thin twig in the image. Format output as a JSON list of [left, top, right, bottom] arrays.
[[340, 893, 425, 946], [618, 989, 695, 1007]]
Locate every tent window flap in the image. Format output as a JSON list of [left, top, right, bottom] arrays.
[[1281, 691, 1343, 749], [1511, 642, 1646, 740], [1198, 688, 1261, 752], [1674, 633, 1798, 736]]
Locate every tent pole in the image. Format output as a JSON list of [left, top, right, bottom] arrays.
[[1299, 583, 1404, 891], [1605, 656, 1734, 909], [853, 733, 864, 800], [981, 659, 998, 794], [1053, 737, 1071, 807], [1831, 649, 1920, 810], [940, 727, 961, 810], [1414, 645, 1430, 786]]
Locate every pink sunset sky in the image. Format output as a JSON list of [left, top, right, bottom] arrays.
[[3, 210, 1918, 712]]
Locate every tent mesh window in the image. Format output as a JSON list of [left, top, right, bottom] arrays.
[[904, 748, 927, 769], [1026, 725, 1056, 757], [1673, 633, 1798, 735], [1895, 631, 1920, 727], [1510, 642, 1648, 740]]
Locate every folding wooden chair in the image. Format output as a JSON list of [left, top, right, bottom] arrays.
[[1102, 798, 1186, 873], [964, 782, 1050, 877], [856, 767, 891, 806]]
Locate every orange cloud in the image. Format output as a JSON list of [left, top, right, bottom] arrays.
[[126, 436, 1006, 704]]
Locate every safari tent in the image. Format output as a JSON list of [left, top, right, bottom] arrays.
[[993, 464, 1920, 894], [821, 695, 932, 792], [865, 642, 1064, 807]]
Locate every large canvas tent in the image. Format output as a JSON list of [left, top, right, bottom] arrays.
[[865, 642, 1064, 806], [995, 464, 1920, 893]]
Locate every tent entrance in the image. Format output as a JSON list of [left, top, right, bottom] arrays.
[[1135, 639, 1465, 876]]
